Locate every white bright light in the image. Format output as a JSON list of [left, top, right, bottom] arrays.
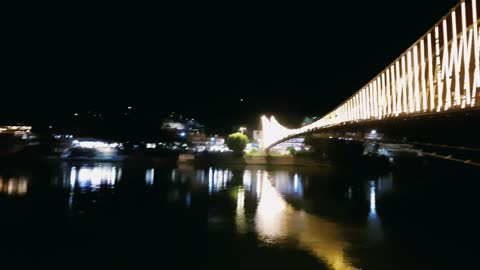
[[255, 171, 287, 241], [74, 165, 118, 188], [98, 147, 114, 154], [370, 130, 377, 135], [73, 141, 108, 148], [72, 140, 120, 151], [145, 168, 154, 185], [146, 143, 156, 149], [293, 173, 299, 192], [369, 181, 377, 217]]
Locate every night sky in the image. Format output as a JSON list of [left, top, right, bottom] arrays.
[[2, 0, 460, 133]]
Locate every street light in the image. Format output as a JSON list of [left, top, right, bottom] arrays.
[[239, 127, 246, 134]]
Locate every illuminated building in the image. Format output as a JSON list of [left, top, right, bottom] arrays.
[[161, 121, 185, 131], [61, 138, 122, 160], [188, 132, 207, 150], [162, 117, 204, 132], [0, 125, 35, 155], [206, 135, 228, 152], [270, 137, 307, 154], [0, 125, 33, 139]]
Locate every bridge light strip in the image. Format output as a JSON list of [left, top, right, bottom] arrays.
[[407, 50, 414, 113], [435, 25, 443, 111], [442, 19, 450, 110], [385, 72, 390, 116], [401, 61, 406, 113], [381, 72, 387, 118], [427, 33, 435, 111], [413, 45, 421, 112], [451, 11, 460, 107], [462, 2, 471, 106], [420, 39, 428, 111], [473, 0, 480, 105]]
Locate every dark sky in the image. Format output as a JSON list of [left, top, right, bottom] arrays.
[[2, 0, 460, 133]]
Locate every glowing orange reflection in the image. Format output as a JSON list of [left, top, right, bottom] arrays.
[[239, 170, 359, 270]]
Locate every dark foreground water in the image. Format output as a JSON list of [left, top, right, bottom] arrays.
[[0, 159, 478, 270]]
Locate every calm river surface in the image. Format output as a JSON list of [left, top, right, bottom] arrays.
[[0, 159, 478, 269]]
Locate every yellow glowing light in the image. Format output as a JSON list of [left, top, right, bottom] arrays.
[[407, 50, 414, 113], [251, 170, 358, 270], [420, 39, 427, 111], [427, 33, 435, 111], [0, 176, 28, 196]]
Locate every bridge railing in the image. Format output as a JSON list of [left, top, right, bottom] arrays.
[[317, 0, 480, 127], [262, 0, 480, 149]]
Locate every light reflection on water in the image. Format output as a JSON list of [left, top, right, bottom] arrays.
[[69, 164, 120, 190], [255, 171, 289, 242], [0, 175, 29, 196], [203, 167, 360, 270], [249, 170, 357, 270], [198, 166, 397, 270], [145, 168, 155, 185], [65, 164, 122, 209], [2, 160, 478, 270], [207, 167, 233, 194], [365, 173, 392, 244], [236, 187, 247, 234], [53, 163, 394, 270]]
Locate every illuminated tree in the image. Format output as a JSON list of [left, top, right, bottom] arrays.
[[227, 133, 249, 155]]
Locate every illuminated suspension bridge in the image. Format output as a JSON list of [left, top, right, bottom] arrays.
[[261, 0, 480, 150]]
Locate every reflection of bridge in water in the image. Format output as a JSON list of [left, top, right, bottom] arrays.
[[186, 166, 395, 270], [0, 162, 395, 270], [0, 162, 394, 270], [262, 0, 480, 150], [244, 170, 356, 270]]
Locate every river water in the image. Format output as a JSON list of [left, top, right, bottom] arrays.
[[0, 159, 478, 269]]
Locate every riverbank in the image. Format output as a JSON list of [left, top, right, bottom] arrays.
[[2, 148, 466, 173], [182, 152, 331, 167], [182, 151, 447, 172]]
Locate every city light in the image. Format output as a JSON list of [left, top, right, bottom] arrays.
[[146, 143, 156, 149], [73, 141, 100, 148], [369, 181, 377, 216], [74, 165, 118, 188], [0, 176, 29, 196], [145, 168, 154, 185], [72, 140, 109, 149]]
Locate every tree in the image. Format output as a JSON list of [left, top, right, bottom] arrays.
[[227, 133, 249, 155], [287, 146, 297, 156]]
